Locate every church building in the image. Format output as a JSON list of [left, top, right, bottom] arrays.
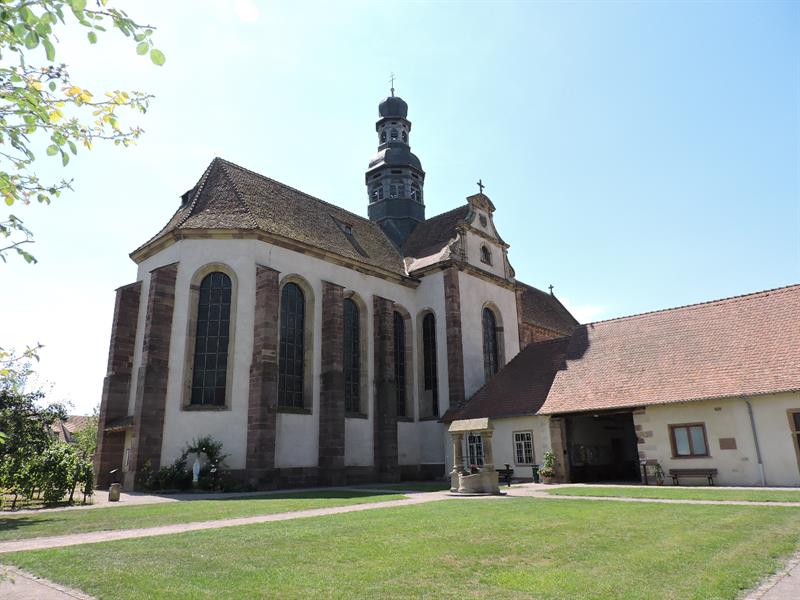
[[94, 91, 577, 490]]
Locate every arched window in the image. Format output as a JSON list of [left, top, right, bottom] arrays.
[[401, 131, 407, 143], [380, 131, 386, 143], [390, 128, 399, 141], [483, 307, 499, 380], [191, 272, 232, 406], [480, 245, 492, 265], [394, 311, 406, 417], [279, 282, 305, 408], [422, 312, 438, 417], [344, 298, 361, 413]]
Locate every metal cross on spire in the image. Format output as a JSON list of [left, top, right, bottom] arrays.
[[389, 72, 396, 97], [476, 179, 485, 194], [548, 284, 555, 295]]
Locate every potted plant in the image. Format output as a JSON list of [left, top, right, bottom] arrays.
[[539, 450, 557, 484], [653, 462, 665, 486]]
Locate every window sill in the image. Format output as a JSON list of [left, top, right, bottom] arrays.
[[277, 406, 312, 415], [419, 415, 440, 422], [397, 416, 415, 423], [182, 404, 228, 412], [345, 412, 368, 420]]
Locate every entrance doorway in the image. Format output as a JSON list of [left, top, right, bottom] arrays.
[[565, 412, 639, 483]]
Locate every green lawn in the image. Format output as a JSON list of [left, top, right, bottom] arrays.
[[0, 490, 402, 542], [548, 485, 800, 503], [361, 481, 450, 492], [6, 498, 800, 599]]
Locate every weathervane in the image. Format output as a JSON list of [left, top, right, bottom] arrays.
[[389, 72, 395, 97], [476, 179, 485, 194]]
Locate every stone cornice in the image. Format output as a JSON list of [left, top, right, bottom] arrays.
[[130, 229, 420, 289]]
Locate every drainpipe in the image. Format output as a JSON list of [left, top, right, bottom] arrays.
[[745, 398, 766, 486]]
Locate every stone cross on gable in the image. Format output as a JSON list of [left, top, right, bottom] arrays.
[[476, 179, 485, 194]]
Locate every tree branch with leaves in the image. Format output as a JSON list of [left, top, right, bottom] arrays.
[[0, 0, 165, 263]]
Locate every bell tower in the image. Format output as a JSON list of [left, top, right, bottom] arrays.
[[366, 87, 425, 247]]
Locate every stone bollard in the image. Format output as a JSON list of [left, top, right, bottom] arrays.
[[108, 483, 121, 502]]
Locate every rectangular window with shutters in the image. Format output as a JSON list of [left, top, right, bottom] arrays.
[[513, 431, 534, 465], [669, 423, 709, 458]]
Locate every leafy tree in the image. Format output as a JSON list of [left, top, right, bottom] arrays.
[[0, 0, 165, 263], [71, 404, 98, 458], [0, 382, 67, 507]]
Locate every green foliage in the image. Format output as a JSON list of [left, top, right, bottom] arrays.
[[0, 0, 165, 263], [139, 436, 236, 492], [71, 407, 98, 459], [539, 449, 557, 478], [0, 369, 94, 508]]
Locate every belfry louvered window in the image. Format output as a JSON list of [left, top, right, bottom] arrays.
[[279, 282, 305, 408], [422, 312, 439, 417], [483, 307, 499, 380], [344, 298, 361, 413], [191, 272, 232, 406], [394, 311, 406, 417]]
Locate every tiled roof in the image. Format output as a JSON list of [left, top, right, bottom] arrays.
[[449, 284, 800, 420], [134, 158, 408, 276], [401, 204, 469, 260], [52, 415, 94, 442], [541, 284, 800, 413], [443, 337, 571, 421], [517, 283, 579, 334]]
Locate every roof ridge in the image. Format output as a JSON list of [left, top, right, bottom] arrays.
[[217, 157, 379, 227], [217, 160, 260, 229], [423, 204, 469, 222], [588, 283, 800, 326], [176, 157, 222, 229]]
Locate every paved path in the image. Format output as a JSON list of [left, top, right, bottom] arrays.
[[0, 492, 450, 554], [0, 566, 95, 599], [3, 483, 800, 599]]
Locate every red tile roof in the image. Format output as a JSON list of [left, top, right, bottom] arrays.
[[442, 337, 571, 421], [449, 284, 800, 420]]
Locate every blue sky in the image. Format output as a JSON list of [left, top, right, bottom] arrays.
[[2, 0, 798, 414]]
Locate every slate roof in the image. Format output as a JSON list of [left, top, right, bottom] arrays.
[[517, 283, 580, 334], [134, 158, 408, 276], [401, 204, 470, 259], [442, 337, 571, 421], [448, 284, 800, 420]]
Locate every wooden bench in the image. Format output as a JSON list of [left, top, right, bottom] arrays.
[[669, 468, 717, 486]]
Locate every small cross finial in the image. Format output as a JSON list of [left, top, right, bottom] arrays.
[[548, 284, 554, 295], [476, 179, 485, 194], [389, 72, 395, 97]]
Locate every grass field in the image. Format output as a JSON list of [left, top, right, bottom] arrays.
[[360, 481, 450, 492], [0, 490, 402, 541], [548, 485, 800, 503], [6, 497, 800, 599]]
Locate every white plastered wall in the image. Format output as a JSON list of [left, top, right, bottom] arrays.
[[129, 237, 452, 472], [457, 270, 520, 399], [634, 392, 800, 486]]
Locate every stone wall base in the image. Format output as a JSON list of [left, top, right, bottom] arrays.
[[122, 463, 447, 492]]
